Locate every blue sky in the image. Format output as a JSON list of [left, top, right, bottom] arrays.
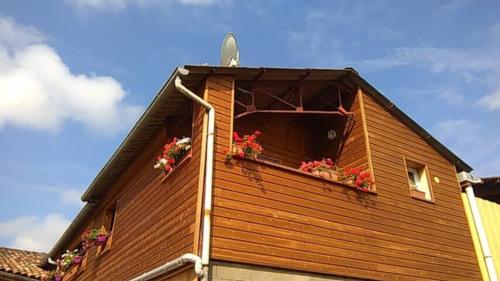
[[1, 0, 499, 252]]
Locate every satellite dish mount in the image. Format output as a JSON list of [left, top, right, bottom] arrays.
[[221, 32, 240, 67]]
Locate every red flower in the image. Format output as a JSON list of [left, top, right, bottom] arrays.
[[226, 130, 263, 160], [233, 132, 243, 142], [238, 150, 245, 157]]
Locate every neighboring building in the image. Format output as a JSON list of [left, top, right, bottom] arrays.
[[462, 177, 500, 281], [41, 65, 482, 281], [0, 247, 47, 281]]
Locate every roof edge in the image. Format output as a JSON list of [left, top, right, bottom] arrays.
[[0, 271, 40, 281], [81, 67, 180, 202], [46, 67, 181, 264], [41, 203, 94, 267], [349, 71, 472, 172]]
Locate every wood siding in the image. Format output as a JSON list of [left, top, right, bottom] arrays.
[[208, 76, 481, 281], [336, 91, 368, 170], [62, 102, 205, 281]]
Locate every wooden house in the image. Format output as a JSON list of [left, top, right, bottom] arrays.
[[41, 65, 482, 281]]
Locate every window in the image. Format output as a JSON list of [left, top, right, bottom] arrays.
[[404, 158, 433, 201], [97, 201, 117, 255], [407, 167, 420, 189], [75, 242, 88, 270]]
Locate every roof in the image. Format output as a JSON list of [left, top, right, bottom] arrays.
[[0, 247, 47, 280], [473, 177, 500, 203], [45, 65, 473, 264]]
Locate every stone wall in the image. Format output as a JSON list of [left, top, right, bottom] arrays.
[[210, 262, 365, 281]]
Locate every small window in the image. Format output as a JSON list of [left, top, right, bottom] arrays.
[[405, 159, 433, 201], [97, 202, 117, 255], [75, 242, 88, 270], [407, 167, 420, 189]]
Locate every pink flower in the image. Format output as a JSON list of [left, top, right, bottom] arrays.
[[238, 150, 245, 158]]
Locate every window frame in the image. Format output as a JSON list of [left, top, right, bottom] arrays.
[[96, 201, 118, 257], [407, 167, 420, 189], [403, 156, 435, 203]]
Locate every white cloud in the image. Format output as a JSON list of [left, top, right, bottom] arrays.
[[354, 46, 500, 112], [59, 188, 84, 206], [0, 214, 70, 252], [395, 86, 465, 106], [67, 0, 223, 10], [178, 0, 218, 5], [439, 0, 470, 13], [433, 119, 500, 177], [0, 17, 143, 134], [433, 119, 481, 144], [355, 47, 499, 74], [0, 17, 43, 49], [40, 185, 84, 207], [479, 88, 500, 110]]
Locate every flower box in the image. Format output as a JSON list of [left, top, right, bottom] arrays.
[[410, 189, 426, 200], [154, 137, 192, 175], [226, 131, 263, 160], [312, 170, 340, 181]]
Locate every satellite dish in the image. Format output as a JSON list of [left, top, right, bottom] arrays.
[[220, 32, 240, 67]]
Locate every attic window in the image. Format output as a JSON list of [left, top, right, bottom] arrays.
[[405, 158, 433, 202]]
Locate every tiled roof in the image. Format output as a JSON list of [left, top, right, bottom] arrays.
[[0, 247, 48, 279]]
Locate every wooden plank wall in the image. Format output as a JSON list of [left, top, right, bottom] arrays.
[[234, 116, 314, 168], [64, 102, 205, 281], [208, 75, 482, 281], [336, 91, 368, 170], [360, 91, 482, 279]]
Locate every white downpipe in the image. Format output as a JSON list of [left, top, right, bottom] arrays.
[[129, 254, 203, 281], [127, 72, 213, 281], [465, 185, 498, 281], [174, 74, 215, 268]]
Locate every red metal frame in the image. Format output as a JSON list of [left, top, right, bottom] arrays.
[[234, 84, 353, 119]]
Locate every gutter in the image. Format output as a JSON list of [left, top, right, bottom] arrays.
[[174, 69, 215, 269], [461, 174, 498, 281]]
